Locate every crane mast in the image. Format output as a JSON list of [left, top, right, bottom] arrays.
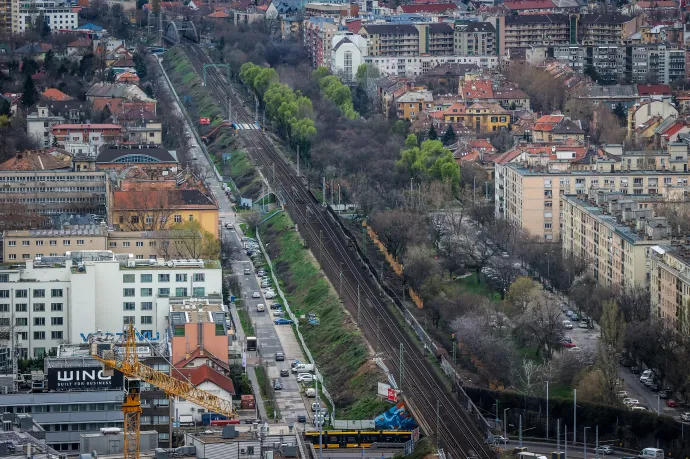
[[91, 324, 237, 459]]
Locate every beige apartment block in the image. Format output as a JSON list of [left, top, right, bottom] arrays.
[[561, 193, 671, 288], [3, 226, 108, 262], [498, 164, 690, 240], [649, 245, 690, 333]]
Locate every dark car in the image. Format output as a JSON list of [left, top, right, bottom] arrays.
[[273, 379, 283, 390], [280, 369, 290, 377], [275, 352, 285, 361], [270, 303, 283, 310], [297, 415, 307, 423]]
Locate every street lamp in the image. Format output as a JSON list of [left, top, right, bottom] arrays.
[[584, 427, 591, 459], [503, 408, 511, 450]]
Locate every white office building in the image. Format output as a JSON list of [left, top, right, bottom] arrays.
[[364, 55, 499, 76], [0, 252, 222, 358], [18, 0, 78, 33], [330, 33, 368, 82]]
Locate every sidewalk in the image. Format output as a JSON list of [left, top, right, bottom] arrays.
[[247, 363, 270, 422]]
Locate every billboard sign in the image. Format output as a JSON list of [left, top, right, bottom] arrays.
[[47, 367, 124, 391], [377, 382, 398, 402]]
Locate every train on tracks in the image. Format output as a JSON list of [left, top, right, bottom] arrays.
[[303, 430, 414, 448]]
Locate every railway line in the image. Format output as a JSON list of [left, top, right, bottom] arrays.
[[175, 42, 498, 459]]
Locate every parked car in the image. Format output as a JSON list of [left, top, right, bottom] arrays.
[[265, 292, 277, 299], [681, 412, 690, 421], [274, 318, 293, 325], [623, 398, 640, 406], [493, 436, 509, 444], [616, 391, 628, 398], [666, 399, 678, 408], [563, 320, 573, 329], [252, 291, 260, 298], [275, 352, 285, 361], [570, 313, 580, 321], [273, 379, 283, 390], [568, 346, 582, 352], [595, 446, 614, 455], [297, 373, 314, 383], [579, 321, 589, 329], [297, 415, 307, 423], [280, 369, 290, 377], [273, 309, 284, 317], [566, 310, 574, 318], [270, 303, 283, 310], [256, 303, 265, 312]]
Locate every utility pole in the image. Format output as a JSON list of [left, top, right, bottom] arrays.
[[574, 389, 577, 446], [565, 425, 568, 459], [227, 96, 232, 123], [339, 262, 343, 296], [376, 315, 381, 354], [319, 230, 323, 265], [330, 178, 334, 206], [272, 163, 275, 188], [399, 343, 404, 389], [262, 108, 265, 131], [322, 177, 326, 206], [595, 426, 599, 459], [254, 95, 259, 125], [451, 333, 456, 365], [546, 381, 550, 439], [436, 399, 440, 452], [519, 415, 522, 447], [296, 146, 300, 177], [357, 285, 360, 325]]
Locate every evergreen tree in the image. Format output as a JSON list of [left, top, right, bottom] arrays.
[[441, 124, 456, 145], [0, 99, 11, 117], [44, 49, 55, 71], [21, 76, 37, 107], [427, 124, 438, 141], [613, 103, 627, 123]]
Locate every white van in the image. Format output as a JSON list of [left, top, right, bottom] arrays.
[[292, 363, 315, 373], [639, 448, 664, 459], [256, 303, 265, 312]]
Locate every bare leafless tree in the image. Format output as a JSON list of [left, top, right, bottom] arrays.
[[117, 192, 175, 231]]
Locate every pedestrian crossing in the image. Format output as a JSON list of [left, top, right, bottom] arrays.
[[233, 123, 260, 130]]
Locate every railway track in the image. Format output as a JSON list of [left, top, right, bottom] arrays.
[[175, 42, 498, 459]]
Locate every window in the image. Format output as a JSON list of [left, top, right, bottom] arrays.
[[193, 273, 205, 282], [110, 242, 117, 247], [158, 288, 170, 297], [123, 242, 130, 247], [51, 331, 63, 340], [51, 289, 63, 297], [124, 302, 136, 311], [22, 241, 29, 246], [136, 255, 144, 260], [193, 287, 205, 297], [136, 241, 144, 247], [123, 274, 135, 283], [7, 254, 15, 260], [140, 288, 152, 297], [123, 316, 135, 325], [16, 318, 27, 326], [33, 347, 45, 357], [33, 289, 45, 298], [545, 223, 553, 229], [15, 304, 27, 312], [174, 215, 182, 223], [175, 287, 188, 297], [22, 254, 30, 260], [49, 240, 56, 246], [51, 317, 63, 326], [123, 288, 135, 297], [189, 215, 194, 222], [7, 241, 15, 246], [34, 318, 45, 326], [159, 433, 170, 441], [176, 274, 187, 282], [33, 303, 45, 312], [140, 274, 152, 283], [159, 274, 170, 282], [63, 240, 70, 245], [145, 215, 153, 225], [15, 289, 27, 298], [141, 316, 153, 325], [0, 291, 9, 299], [35, 240, 43, 246], [51, 303, 62, 312], [131, 216, 139, 224], [76, 240, 84, 245], [141, 302, 153, 310]]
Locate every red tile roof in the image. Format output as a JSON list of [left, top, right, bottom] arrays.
[[399, 2, 457, 12], [535, 114, 564, 124], [42, 88, 73, 101], [470, 139, 496, 152], [637, 84, 672, 96], [67, 38, 92, 48], [174, 348, 230, 371], [494, 148, 523, 165], [661, 122, 686, 138], [636, 0, 677, 8], [504, 0, 555, 9], [208, 10, 231, 17], [462, 80, 494, 99], [172, 364, 236, 394], [0, 149, 72, 171]]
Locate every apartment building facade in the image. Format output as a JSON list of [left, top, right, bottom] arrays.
[[561, 193, 670, 288], [359, 23, 456, 57], [497, 164, 690, 240], [0, 255, 222, 358], [0, 170, 108, 216], [649, 245, 690, 334], [453, 21, 496, 57], [18, 2, 78, 33]]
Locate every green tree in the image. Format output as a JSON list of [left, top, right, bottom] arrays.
[[427, 125, 438, 141], [397, 135, 460, 188], [21, 75, 37, 107], [170, 220, 220, 260], [613, 103, 627, 123], [441, 124, 456, 145], [596, 301, 627, 405], [133, 52, 148, 80], [44, 49, 55, 71], [0, 99, 11, 117]]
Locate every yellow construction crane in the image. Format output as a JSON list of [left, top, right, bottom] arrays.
[[91, 323, 237, 459]]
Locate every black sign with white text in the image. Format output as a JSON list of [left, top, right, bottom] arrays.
[[47, 367, 124, 390]]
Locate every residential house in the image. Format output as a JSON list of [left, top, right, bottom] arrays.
[[41, 88, 73, 102], [51, 123, 125, 147], [67, 38, 93, 57], [330, 34, 368, 82], [627, 100, 678, 138], [172, 364, 236, 422], [441, 102, 511, 132], [87, 83, 157, 115], [532, 114, 564, 142], [27, 106, 65, 147], [396, 89, 434, 119]]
